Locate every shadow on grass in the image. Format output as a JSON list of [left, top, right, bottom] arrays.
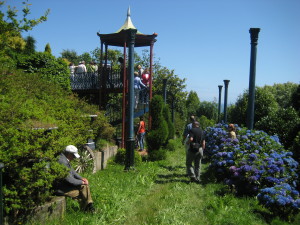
[[156, 165, 190, 184], [160, 165, 186, 171], [155, 173, 190, 184]]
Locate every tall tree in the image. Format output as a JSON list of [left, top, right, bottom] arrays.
[[44, 43, 52, 54], [24, 35, 36, 55], [60, 49, 79, 65], [186, 91, 200, 119], [229, 87, 278, 127], [0, 1, 49, 60], [197, 101, 218, 122]]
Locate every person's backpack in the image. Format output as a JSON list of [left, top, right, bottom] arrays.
[[190, 142, 201, 152]]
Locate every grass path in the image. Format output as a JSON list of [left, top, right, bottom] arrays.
[[50, 141, 297, 225]]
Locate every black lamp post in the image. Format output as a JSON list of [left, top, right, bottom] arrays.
[[162, 78, 167, 104], [218, 85, 223, 123], [223, 80, 230, 123], [125, 28, 137, 171], [247, 28, 260, 130]]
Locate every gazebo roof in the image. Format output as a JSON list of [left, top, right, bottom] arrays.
[[97, 8, 157, 47]]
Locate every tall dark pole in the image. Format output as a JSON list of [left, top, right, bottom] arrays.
[[125, 29, 137, 171], [247, 28, 260, 130], [163, 78, 167, 104], [218, 85, 223, 123], [223, 80, 230, 123]]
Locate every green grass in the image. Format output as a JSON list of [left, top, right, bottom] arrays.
[[47, 139, 300, 225]]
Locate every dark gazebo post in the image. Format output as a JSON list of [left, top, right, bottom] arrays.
[[125, 28, 137, 171], [163, 78, 167, 104], [218, 85, 223, 123], [223, 80, 230, 123], [247, 28, 260, 130]]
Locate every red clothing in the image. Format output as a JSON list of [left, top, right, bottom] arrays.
[[138, 121, 146, 133], [141, 73, 150, 86]]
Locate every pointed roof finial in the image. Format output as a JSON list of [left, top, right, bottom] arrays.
[[116, 7, 142, 34], [127, 6, 131, 17]]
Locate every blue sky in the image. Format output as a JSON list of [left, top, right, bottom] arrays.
[[4, 0, 300, 103]]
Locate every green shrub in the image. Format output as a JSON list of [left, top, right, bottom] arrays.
[[114, 148, 142, 166], [198, 115, 215, 130], [147, 95, 168, 154], [16, 52, 71, 90], [148, 147, 167, 161], [0, 69, 113, 220], [163, 104, 175, 140], [166, 139, 177, 151], [114, 148, 126, 164]]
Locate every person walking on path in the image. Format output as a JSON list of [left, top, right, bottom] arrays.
[[186, 121, 205, 183], [182, 115, 195, 175], [137, 116, 146, 151], [54, 145, 95, 212]]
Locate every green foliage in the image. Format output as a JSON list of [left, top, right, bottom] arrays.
[[79, 52, 92, 65], [0, 68, 113, 219], [198, 115, 215, 130], [197, 100, 218, 122], [24, 35, 36, 55], [186, 90, 200, 117], [264, 82, 298, 108], [292, 132, 300, 162], [114, 148, 142, 166], [60, 49, 79, 65], [229, 87, 279, 127], [163, 104, 175, 140], [256, 107, 300, 149], [173, 112, 186, 138], [146, 51, 188, 118], [148, 147, 167, 161], [166, 139, 177, 151], [44, 43, 52, 54], [147, 96, 168, 155], [0, 1, 49, 55], [292, 84, 300, 114], [114, 148, 126, 165], [16, 52, 71, 90]]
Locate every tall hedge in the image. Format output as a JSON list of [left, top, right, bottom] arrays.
[[147, 95, 168, 155], [0, 69, 113, 221], [163, 104, 174, 140]]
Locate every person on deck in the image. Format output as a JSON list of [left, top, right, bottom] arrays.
[[134, 72, 147, 109], [54, 145, 95, 212], [76, 61, 87, 73]]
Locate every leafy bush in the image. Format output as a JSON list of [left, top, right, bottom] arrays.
[[166, 139, 177, 152], [0, 69, 113, 220], [114, 148, 142, 166], [16, 52, 71, 90], [258, 183, 300, 220], [148, 147, 167, 161], [163, 104, 174, 140], [256, 107, 300, 149], [147, 95, 168, 154], [205, 123, 299, 218]]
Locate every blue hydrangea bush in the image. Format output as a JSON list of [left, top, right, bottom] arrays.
[[205, 123, 299, 218]]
